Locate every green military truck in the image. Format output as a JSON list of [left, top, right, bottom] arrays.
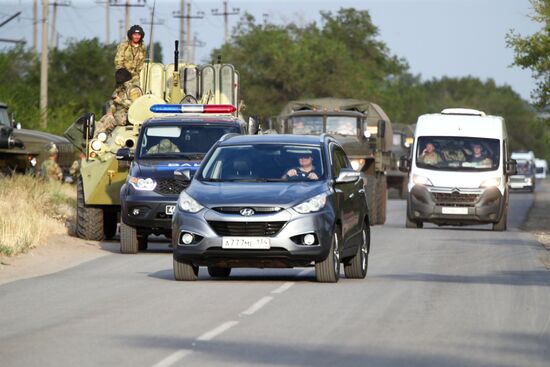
[[387, 122, 414, 199], [277, 98, 394, 224], [64, 43, 246, 241], [0, 102, 75, 175]]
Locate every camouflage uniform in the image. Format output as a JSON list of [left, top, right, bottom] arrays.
[[115, 41, 146, 83], [147, 139, 180, 154], [40, 143, 63, 181], [95, 81, 140, 136], [69, 159, 80, 181]]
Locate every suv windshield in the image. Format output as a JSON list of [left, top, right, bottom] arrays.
[[0, 108, 10, 127], [138, 124, 239, 159], [200, 144, 325, 182], [416, 136, 500, 171]]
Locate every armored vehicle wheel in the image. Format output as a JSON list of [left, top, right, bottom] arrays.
[[208, 266, 232, 278], [492, 211, 507, 231], [315, 228, 340, 283], [344, 225, 369, 279], [120, 221, 139, 254], [76, 177, 104, 241], [173, 259, 198, 281], [103, 210, 118, 239], [375, 174, 387, 225], [365, 174, 378, 226]]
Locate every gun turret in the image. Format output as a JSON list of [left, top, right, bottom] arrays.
[[170, 41, 184, 104]]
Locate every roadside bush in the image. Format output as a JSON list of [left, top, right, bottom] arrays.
[[0, 174, 75, 256]]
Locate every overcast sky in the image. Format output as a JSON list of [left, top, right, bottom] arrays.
[[0, 0, 541, 102]]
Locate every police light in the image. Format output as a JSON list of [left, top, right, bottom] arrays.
[[150, 104, 237, 114]]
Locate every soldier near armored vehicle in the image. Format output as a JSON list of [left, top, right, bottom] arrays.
[[40, 143, 63, 181], [115, 25, 146, 83], [95, 68, 141, 137]]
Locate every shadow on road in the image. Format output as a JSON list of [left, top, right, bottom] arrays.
[[148, 268, 318, 282]]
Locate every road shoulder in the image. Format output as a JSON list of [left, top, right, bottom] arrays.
[[521, 179, 550, 268]]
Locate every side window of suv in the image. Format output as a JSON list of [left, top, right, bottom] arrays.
[[331, 144, 348, 178]]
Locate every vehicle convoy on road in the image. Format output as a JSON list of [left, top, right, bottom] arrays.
[[387, 122, 414, 199], [400, 108, 517, 231], [64, 42, 245, 242], [0, 102, 74, 175], [171, 134, 371, 283], [509, 158, 536, 192], [276, 98, 394, 225]]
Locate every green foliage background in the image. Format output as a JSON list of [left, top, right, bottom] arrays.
[[0, 8, 547, 161]]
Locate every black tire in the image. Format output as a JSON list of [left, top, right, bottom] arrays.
[[400, 177, 408, 199], [76, 177, 104, 240], [137, 234, 148, 251], [103, 209, 118, 239], [208, 266, 232, 278], [120, 221, 139, 254], [492, 210, 507, 231], [405, 200, 422, 229], [344, 225, 369, 279], [173, 259, 199, 281], [375, 174, 387, 225], [365, 174, 377, 226], [315, 229, 340, 283]]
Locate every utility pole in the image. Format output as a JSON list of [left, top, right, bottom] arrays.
[[190, 33, 205, 64], [140, 8, 164, 63], [49, 1, 71, 49], [95, 1, 110, 44], [40, 0, 49, 128], [172, 0, 185, 59], [33, 0, 38, 52], [109, 0, 146, 35], [0, 12, 26, 45], [173, 3, 204, 61], [118, 19, 124, 40], [211, 1, 240, 44]]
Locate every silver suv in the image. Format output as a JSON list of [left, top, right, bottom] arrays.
[[171, 134, 370, 282]]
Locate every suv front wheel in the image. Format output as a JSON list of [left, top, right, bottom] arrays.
[[315, 229, 340, 283]]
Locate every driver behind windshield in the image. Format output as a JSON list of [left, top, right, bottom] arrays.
[[147, 138, 180, 154], [283, 152, 319, 180]]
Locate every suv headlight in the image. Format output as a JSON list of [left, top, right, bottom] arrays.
[[480, 177, 501, 188], [412, 174, 433, 186], [129, 177, 157, 191], [293, 193, 328, 214], [178, 191, 204, 213]]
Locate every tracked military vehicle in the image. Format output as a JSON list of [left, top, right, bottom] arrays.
[[1, 102, 74, 175], [277, 98, 394, 225], [65, 42, 245, 241]]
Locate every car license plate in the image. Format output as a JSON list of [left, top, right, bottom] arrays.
[[442, 207, 468, 215], [222, 237, 271, 249], [165, 205, 175, 215]]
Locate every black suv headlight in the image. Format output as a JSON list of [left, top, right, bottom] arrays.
[[129, 177, 157, 191]]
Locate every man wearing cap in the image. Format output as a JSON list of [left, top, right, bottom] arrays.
[[115, 25, 146, 83], [284, 153, 319, 180], [40, 143, 63, 182]]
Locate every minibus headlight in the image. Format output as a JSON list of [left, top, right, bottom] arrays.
[[480, 177, 501, 188], [412, 174, 433, 186]]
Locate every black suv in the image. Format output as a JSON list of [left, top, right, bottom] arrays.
[[172, 134, 371, 282], [117, 116, 247, 253]]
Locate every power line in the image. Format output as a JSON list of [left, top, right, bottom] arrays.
[[211, 1, 240, 43], [109, 0, 146, 34], [173, 1, 204, 61], [49, 1, 71, 49]]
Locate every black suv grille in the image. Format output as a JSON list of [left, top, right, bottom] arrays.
[[154, 178, 189, 195], [212, 207, 282, 214], [208, 221, 286, 236], [432, 192, 480, 207]]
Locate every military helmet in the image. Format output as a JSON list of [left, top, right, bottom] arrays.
[[46, 142, 58, 154], [127, 25, 145, 41]]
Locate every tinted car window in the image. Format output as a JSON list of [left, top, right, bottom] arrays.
[[0, 108, 10, 127], [200, 144, 325, 182], [331, 145, 348, 177]]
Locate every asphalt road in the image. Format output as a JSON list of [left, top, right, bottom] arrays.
[[1, 191, 549, 367]]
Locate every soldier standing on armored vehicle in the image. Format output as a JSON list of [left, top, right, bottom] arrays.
[[115, 25, 146, 83], [40, 143, 63, 181], [95, 68, 138, 137]]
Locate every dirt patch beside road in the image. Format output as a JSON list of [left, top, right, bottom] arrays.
[[521, 179, 550, 268]]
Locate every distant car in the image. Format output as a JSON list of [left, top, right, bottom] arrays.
[[509, 159, 536, 192], [534, 158, 547, 179], [171, 134, 371, 283]]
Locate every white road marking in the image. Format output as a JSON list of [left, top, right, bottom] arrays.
[[151, 349, 193, 367], [271, 282, 295, 294], [240, 296, 273, 316], [196, 321, 239, 341]]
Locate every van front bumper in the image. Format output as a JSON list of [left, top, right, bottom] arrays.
[[408, 184, 505, 225]]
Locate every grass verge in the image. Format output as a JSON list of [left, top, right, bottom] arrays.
[[0, 174, 75, 257]]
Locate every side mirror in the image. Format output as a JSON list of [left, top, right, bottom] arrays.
[[15, 122, 21, 130], [336, 168, 360, 184], [399, 155, 410, 172], [174, 168, 192, 182], [116, 148, 133, 161], [506, 159, 517, 176], [378, 120, 386, 138], [248, 116, 259, 135]]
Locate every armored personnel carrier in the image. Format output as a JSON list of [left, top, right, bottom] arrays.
[[0, 102, 74, 175], [65, 43, 245, 241], [277, 98, 394, 225]]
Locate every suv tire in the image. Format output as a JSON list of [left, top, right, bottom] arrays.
[[173, 259, 199, 281], [344, 225, 369, 279], [120, 221, 139, 253], [315, 229, 340, 283]]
